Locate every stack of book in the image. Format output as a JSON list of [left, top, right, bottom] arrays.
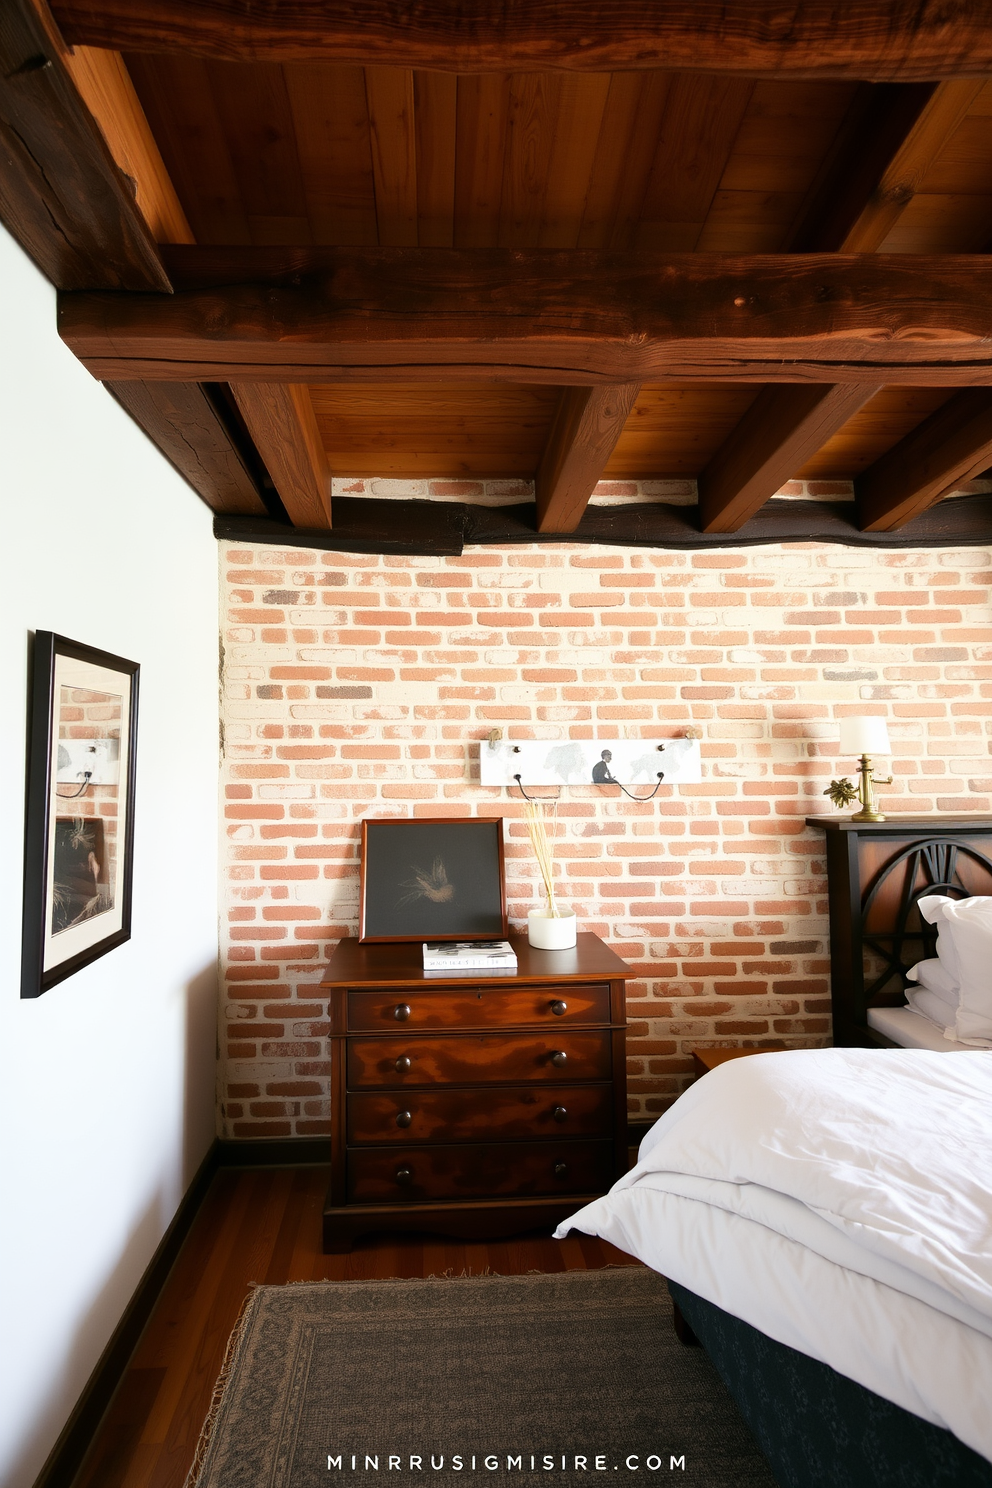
[[422, 940, 518, 974]]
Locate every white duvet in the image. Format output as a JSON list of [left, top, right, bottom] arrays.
[[555, 1048, 992, 1461]]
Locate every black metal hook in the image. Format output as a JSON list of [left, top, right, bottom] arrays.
[[616, 772, 665, 801], [511, 774, 561, 802]]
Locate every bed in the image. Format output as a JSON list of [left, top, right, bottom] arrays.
[[556, 1047, 992, 1486]]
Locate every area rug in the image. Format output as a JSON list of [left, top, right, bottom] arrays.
[[186, 1270, 775, 1487]]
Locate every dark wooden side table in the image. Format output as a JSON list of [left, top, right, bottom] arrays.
[[808, 814, 992, 1047], [321, 932, 632, 1253]]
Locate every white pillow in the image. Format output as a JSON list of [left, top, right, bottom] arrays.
[[905, 985, 958, 1035], [917, 894, 965, 991], [936, 897, 992, 1046], [906, 956, 958, 1004]]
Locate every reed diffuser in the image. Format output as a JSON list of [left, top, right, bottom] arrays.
[[524, 799, 576, 949], [524, 798, 560, 916]]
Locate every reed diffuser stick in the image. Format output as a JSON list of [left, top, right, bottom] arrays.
[[524, 799, 560, 917]]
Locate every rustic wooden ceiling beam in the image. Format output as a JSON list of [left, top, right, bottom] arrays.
[[215, 492, 992, 557], [787, 82, 932, 251], [702, 80, 981, 530], [61, 44, 194, 246], [535, 383, 640, 533], [230, 383, 332, 528], [803, 79, 984, 252], [106, 381, 269, 515], [58, 249, 992, 387], [698, 383, 882, 533], [48, 0, 992, 79], [856, 389, 992, 532], [724, 79, 985, 533], [0, 0, 169, 290]]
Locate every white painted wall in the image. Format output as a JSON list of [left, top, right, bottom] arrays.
[[0, 225, 220, 1488]]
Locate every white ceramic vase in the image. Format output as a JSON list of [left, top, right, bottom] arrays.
[[527, 906, 577, 950]]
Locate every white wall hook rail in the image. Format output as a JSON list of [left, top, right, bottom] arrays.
[[479, 736, 701, 787]]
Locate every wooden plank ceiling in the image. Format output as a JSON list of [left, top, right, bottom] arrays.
[[6, 1, 992, 541]]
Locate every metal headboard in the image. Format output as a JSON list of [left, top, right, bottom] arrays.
[[860, 838, 992, 1003]]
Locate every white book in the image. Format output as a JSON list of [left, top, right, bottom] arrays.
[[422, 940, 517, 970]]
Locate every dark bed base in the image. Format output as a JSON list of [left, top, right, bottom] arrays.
[[667, 1281, 992, 1488]]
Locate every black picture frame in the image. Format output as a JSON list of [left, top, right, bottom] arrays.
[[359, 817, 507, 943], [21, 632, 139, 998]]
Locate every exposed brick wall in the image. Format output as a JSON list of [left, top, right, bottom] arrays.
[[219, 538, 992, 1137]]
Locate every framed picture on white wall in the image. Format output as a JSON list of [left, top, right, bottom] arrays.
[[21, 631, 139, 998]]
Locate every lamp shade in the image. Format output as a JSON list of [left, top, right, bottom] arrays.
[[839, 716, 891, 756]]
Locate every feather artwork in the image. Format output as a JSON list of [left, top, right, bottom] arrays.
[[397, 857, 455, 906], [824, 777, 859, 808]]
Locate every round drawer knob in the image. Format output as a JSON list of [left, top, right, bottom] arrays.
[[553, 1105, 567, 1123], [394, 1055, 412, 1073], [396, 1110, 412, 1128], [394, 1003, 411, 1021], [550, 1000, 568, 1017], [555, 1162, 568, 1178], [550, 1049, 568, 1068], [395, 1167, 413, 1186]]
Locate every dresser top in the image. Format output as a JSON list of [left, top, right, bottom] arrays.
[[321, 931, 633, 990], [807, 814, 992, 833]]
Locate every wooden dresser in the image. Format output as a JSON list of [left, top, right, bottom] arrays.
[[321, 932, 631, 1252]]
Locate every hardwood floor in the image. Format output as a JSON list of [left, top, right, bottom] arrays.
[[71, 1164, 641, 1488]]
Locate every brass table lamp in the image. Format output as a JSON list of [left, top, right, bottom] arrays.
[[825, 717, 894, 822]]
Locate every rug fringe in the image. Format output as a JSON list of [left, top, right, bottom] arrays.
[[182, 1284, 261, 1488]]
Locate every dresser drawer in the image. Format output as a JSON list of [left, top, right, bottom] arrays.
[[347, 1138, 614, 1203], [347, 983, 610, 1031], [347, 1083, 613, 1145], [347, 1031, 613, 1088]]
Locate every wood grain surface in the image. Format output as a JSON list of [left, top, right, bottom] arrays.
[[346, 1031, 614, 1089], [230, 381, 332, 526], [105, 381, 269, 514], [347, 1084, 613, 1144], [856, 387, 992, 529], [346, 983, 611, 1032], [57, 249, 992, 385], [0, 0, 169, 290], [698, 382, 882, 532], [67, 1164, 639, 1488], [346, 1137, 614, 1202], [50, 2, 992, 79], [536, 383, 641, 531]]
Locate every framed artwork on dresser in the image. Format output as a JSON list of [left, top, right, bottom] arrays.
[[359, 816, 507, 942], [20, 632, 139, 998]]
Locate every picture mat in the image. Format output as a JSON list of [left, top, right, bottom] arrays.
[[44, 653, 132, 974], [361, 819, 506, 941]]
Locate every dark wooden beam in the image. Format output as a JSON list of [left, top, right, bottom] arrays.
[[788, 79, 982, 252], [856, 389, 992, 531], [230, 383, 332, 528], [57, 249, 992, 387], [722, 80, 980, 533], [698, 383, 882, 533], [48, 0, 992, 80], [786, 82, 934, 251], [105, 381, 269, 515], [214, 492, 992, 557], [0, 0, 169, 290], [536, 383, 640, 533]]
